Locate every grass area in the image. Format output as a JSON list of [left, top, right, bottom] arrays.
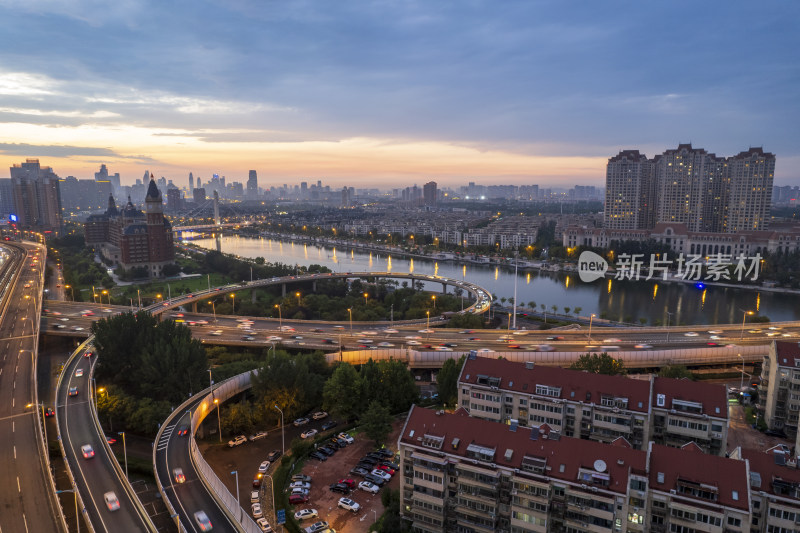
[[113, 452, 156, 482]]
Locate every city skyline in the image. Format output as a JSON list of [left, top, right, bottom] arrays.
[[0, 1, 798, 187]]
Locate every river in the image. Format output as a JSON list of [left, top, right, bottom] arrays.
[[187, 234, 800, 325]]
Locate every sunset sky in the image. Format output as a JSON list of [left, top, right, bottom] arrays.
[[0, 0, 797, 188]]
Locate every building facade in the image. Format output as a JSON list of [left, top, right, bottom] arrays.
[[757, 341, 800, 450], [398, 406, 752, 533], [457, 357, 728, 455], [604, 145, 775, 233], [84, 179, 175, 277], [9, 158, 63, 235]]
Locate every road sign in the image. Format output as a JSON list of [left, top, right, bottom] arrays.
[[276, 509, 286, 525]]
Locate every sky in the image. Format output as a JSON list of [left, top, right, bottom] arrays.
[[0, 0, 798, 188]]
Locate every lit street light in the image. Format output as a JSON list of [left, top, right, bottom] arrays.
[[364, 292, 369, 306], [65, 284, 74, 301], [588, 314, 596, 342], [348, 308, 353, 334], [740, 309, 754, 340], [118, 431, 128, 480], [274, 304, 282, 329], [431, 295, 436, 309], [230, 470, 242, 521], [230, 293, 236, 314], [208, 300, 217, 323]]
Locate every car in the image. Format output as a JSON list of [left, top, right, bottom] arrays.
[[318, 445, 336, 455], [338, 497, 361, 513], [71, 326, 85, 331], [359, 456, 379, 466], [329, 482, 350, 494], [289, 493, 309, 504], [68, 387, 78, 397], [256, 517, 273, 532], [356, 338, 373, 344], [321, 420, 338, 431], [301, 429, 318, 439], [291, 474, 312, 483], [267, 336, 283, 342], [505, 344, 521, 350], [707, 342, 720, 346], [458, 329, 474, 334], [104, 491, 120, 511], [363, 474, 386, 486], [309, 451, 327, 461], [249, 431, 268, 441], [251, 490, 260, 503], [267, 450, 282, 462], [350, 467, 370, 478], [338, 478, 356, 489], [359, 481, 380, 493], [75, 368, 84, 377], [419, 328, 434, 334], [406, 340, 421, 345], [383, 328, 399, 334], [765, 429, 788, 438], [312, 411, 328, 420], [684, 332, 699, 337], [258, 461, 271, 473], [377, 342, 395, 347], [171, 467, 186, 483], [708, 330, 723, 334], [44, 407, 55, 417], [709, 335, 724, 340], [293, 417, 310, 427], [331, 436, 347, 446], [468, 337, 481, 341], [376, 465, 395, 475], [546, 336, 565, 340], [380, 461, 400, 470], [294, 508, 319, 521], [252, 502, 263, 518], [304, 521, 330, 533], [290, 335, 304, 339], [405, 335, 422, 339], [356, 461, 376, 471], [290, 481, 311, 490], [54, 324, 66, 329], [194, 510, 213, 531], [290, 488, 309, 497], [435, 346, 453, 351], [371, 469, 391, 481], [241, 335, 256, 341], [176, 425, 189, 437], [337, 433, 354, 444], [279, 326, 295, 332], [83, 351, 93, 358], [228, 435, 247, 447], [208, 330, 223, 336], [252, 475, 263, 488], [322, 338, 335, 344], [81, 444, 94, 459], [537, 344, 555, 352], [634, 344, 653, 350]]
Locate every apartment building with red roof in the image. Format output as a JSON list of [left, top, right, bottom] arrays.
[[758, 341, 800, 452]]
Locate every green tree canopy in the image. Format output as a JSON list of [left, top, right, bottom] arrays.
[[361, 400, 393, 445], [568, 352, 627, 375], [658, 365, 695, 380], [436, 355, 465, 407], [322, 363, 363, 421]]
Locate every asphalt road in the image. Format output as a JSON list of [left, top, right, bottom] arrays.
[[56, 344, 155, 532], [0, 242, 61, 533], [154, 396, 239, 533]]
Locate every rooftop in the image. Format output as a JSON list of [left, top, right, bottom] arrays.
[[741, 447, 800, 501], [774, 341, 800, 368], [652, 377, 727, 418]]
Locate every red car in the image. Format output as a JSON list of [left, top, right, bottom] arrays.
[[337, 478, 356, 489], [289, 493, 309, 504], [376, 465, 395, 475], [44, 407, 55, 417], [83, 351, 93, 358]]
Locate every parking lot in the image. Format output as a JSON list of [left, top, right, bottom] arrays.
[[203, 418, 403, 532]]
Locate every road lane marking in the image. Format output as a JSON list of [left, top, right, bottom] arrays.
[[17, 477, 20, 492], [14, 446, 16, 459]]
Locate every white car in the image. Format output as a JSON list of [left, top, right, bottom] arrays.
[[75, 368, 84, 377], [383, 329, 399, 334], [228, 435, 247, 447], [370, 469, 391, 481], [404, 335, 421, 340], [338, 497, 361, 513], [294, 509, 319, 521], [251, 490, 260, 503], [279, 326, 295, 332], [104, 491, 120, 511], [360, 330, 378, 335], [267, 336, 283, 342], [418, 329, 434, 334], [208, 330, 223, 336], [256, 517, 272, 532], [377, 342, 395, 347], [312, 411, 328, 420], [684, 332, 699, 337], [301, 429, 318, 439], [406, 340, 421, 346], [258, 461, 270, 473], [194, 510, 213, 531], [290, 481, 311, 491], [337, 433, 354, 444], [250, 431, 268, 441], [358, 481, 379, 493], [252, 502, 263, 518]]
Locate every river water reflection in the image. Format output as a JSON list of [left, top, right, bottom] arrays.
[[189, 234, 800, 325]]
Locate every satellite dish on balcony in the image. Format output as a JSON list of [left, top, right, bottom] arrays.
[[594, 459, 607, 473]]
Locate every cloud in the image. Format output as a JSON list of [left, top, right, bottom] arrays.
[[0, 142, 158, 163]]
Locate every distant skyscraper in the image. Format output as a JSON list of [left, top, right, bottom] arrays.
[[655, 144, 713, 232], [247, 170, 258, 195], [604, 150, 654, 230], [94, 164, 121, 196], [423, 181, 438, 206], [10, 158, 63, 234], [727, 147, 775, 232], [193, 188, 207, 204], [167, 188, 183, 211], [189, 172, 194, 191]]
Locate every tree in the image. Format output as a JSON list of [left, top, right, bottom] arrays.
[[528, 301, 536, 310], [436, 356, 465, 407], [658, 365, 694, 380], [569, 353, 626, 375], [322, 363, 363, 420], [551, 304, 558, 315], [574, 306, 582, 317], [221, 401, 255, 435], [563, 307, 571, 316], [362, 400, 393, 445]]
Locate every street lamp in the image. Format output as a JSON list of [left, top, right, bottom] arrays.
[[230, 470, 241, 522], [65, 284, 74, 301], [737, 353, 745, 392], [55, 485, 81, 533], [740, 309, 754, 340], [426, 310, 430, 336], [274, 405, 284, 456], [264, 473, 277, 528], [588, 314, 596, 342], [348, 308, 353, 334], [364, 292, 369, 306], [208, 300, 217, 323], [296, 291, 301, 305], [137, 289, 141, 308], [431, 295, 436, 309], [156, 293, 162, 303], [118, 431, 128, 480], [214, 399, 222, 443], [274, 304, 282, 329], [665, 311, 675, 342], [230, 293, 235, 314], [102, 289, 110, 305]]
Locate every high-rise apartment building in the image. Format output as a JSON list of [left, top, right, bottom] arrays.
[[605, 145, 775, 233], [727, 147, 775, 232], [193, 188, 207, 204], [247, 170, 258, 195], [189, 172, 194, 191], [604, 150, 654, 230], [757, 341, 800, 450], [9, 159, 63, 235], [423, 181, 438, 206]]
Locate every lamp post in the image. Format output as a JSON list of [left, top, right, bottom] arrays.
[[740, 309, 754, 340], [230, 470, 241, 521], [209, 300, 217, 323], [426, 310, 430, 339], [230, 293, 235, 314], [431, 295, 436, 310], [55, 486, 81, 533], [512, 250, 519, 329], [156, 293, 162, 303], [348, 308, 353, 334], [588, 314, 596, 342], [274, 304, 282, 329], [274, 405, 284, 455], [137, 289, 141, 308], [65, 284, 73, 301], [665, 311, 674, 342], [214, 399, 222, 443], [738, 353, 744, 392], [364, 292, 369, 306], [264, 473, 277, 528], [118, 431, 128, 480], [296, 291, 301, 305]]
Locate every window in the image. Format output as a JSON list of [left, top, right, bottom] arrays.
[[727, 516, 741, 527]]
